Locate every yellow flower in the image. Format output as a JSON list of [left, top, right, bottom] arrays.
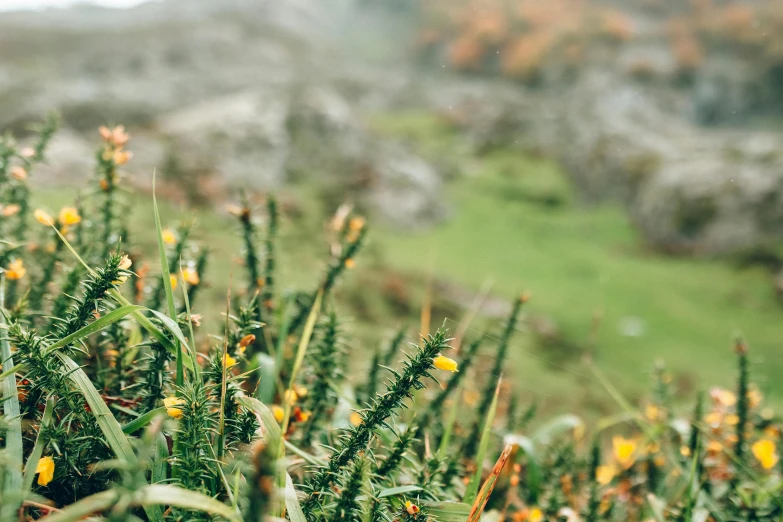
[[223, 353, 237, 368], [271, 405, 284, 423], [349, 216, 365, 232], [529, 507, 543, 522], [748, 388, 763, 409], [5, 258, 26, 280], [724, 414, 739, 426], [752, 439, 779, 470], [161, 228, 177, 245], [10, 166, 27, 181], [612, 436, 637, 469], [596, 464, 615, 485], [169, 274, 178, 291], [238, 334, 256, 349], [711, 388, 737, 407], [705, 411, 722, 427], [182, 268, 199, 286], [164, 396, 186, 419], [284, 389, 298, 405], [706, 440, 723, 454], [350, 411, 363, 426], [58, 206, 81, 226], [295, 385, 308, 398], [34, 209, 54, 226], [433, 354, 458, 372], [2, 204, 20, 217], [405, 501, 420, 515], [36, 456, 55, 486], [344, 258, 355, 269], [645, 404, 661, 422], [299, 410, 312, 422], [680, 445, 691, 458], [119, 255, 133, 270]]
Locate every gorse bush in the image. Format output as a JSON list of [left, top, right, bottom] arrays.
[[0, 117, 782, 521]]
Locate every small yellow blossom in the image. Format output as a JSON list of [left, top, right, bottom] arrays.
[[169, 274, 178, 291], [711, 388, 737, 407], [705, 411, 722, 427], [119, 255, 133, 270], [724, 414, 740, 426], [295, 385, 308, 398], [5, 258, 26, 280], [182, 268, 199, 286], [645, 404, 661, 422], [161, 228, 177, 245], [284, 389, 298, 405], [348, 216, 365, 232], [706, 440, 723, 454], [433, 354, 458, 372], [596, 464, 615, 485], [529, 508, 543, 522], [680, 445, 691, 458], [58, 206, 81, 226], [10, 166, 27, 181], [271, 405, 284, 423], [344, 258, 355, 269], [34, 209, 54, 226], [2, 204, 20, 217], [164, 396, 186, 419], [752, 439, 779, 470], [299, 410, 312, 422], [612, 436, 637, 469], [350, 411, 363, 426], [405, 501, 420, 515], [748, 388, 763, 409], [223, 353, 237, 368], [36, 456, 55, 486]]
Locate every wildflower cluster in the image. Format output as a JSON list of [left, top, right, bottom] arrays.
[[0, 118, 781, 522]]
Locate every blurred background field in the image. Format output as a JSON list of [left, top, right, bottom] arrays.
[[5, 0, 783, 419]]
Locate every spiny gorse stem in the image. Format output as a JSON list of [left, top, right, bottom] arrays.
[[302, 329, 451, 513], [301, 312, 343, 446], [333, 457, 366, 522], [374, 427, 416, 478], [261, 195, 277, 313], [734, 339, 749, 469]]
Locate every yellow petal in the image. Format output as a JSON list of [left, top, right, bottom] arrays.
[[752, 439, 779, 470], [271, 405, 285, 423], [182, 268, 200, 286], [529, 507, 543, 522], [596, 465, 615, 485], [34, 209, 54, 226], [350, 411, 363, 426], [612, 436, 637, 468], [161, 228, 177, 245], [223, 353, 236, 368], [36, 456, 55, 486], [58, 206, 81, 225], [5, 258, 26, 280], [169, 274, 178, 291], [10, 166, 27, 181], [163, 396, 185, 419], [433, 354, 458, 372]]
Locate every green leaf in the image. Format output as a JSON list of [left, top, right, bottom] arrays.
[[463, 376, 501, 503], [422, 501, 471, 522], [532, 414, 583, 444], [254, 352, 277, 405], [37, 490, 118, 522], [236, 395, 282, 449], [22, 395, 56, 493], [122, 407, 166, 434], [285, 473, 307, 522], [152, 171, 182, 385], [1, 309, 23, 519], [503, 434, 541, 500], [139, 484, 241, 521], [378, 485, 423, 498], [44, 305, 143, 354]]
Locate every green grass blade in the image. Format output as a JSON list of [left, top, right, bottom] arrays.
[[22, 394, 56, 493], [140, 484, 241, 521], [422, 501, 472, 522], [463, 376, 501, 503], [0, 362, 23, 382], [437, 381, 463, 460], [178, 265, 200, 382], [44, 305, 143, 354], [378, 485, 423, 498], [285, 473, 307, 522], [279, 289, 323, 456], [1, 308, 23, 519], [37, 490, 118, 522], [236, 395, 282, 448], [122, 407, 166, 434], [152, 171, 182, 385], [467, 444, 513, 522], [152, 430, 169, 485], [55, 353, 161, 521]]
